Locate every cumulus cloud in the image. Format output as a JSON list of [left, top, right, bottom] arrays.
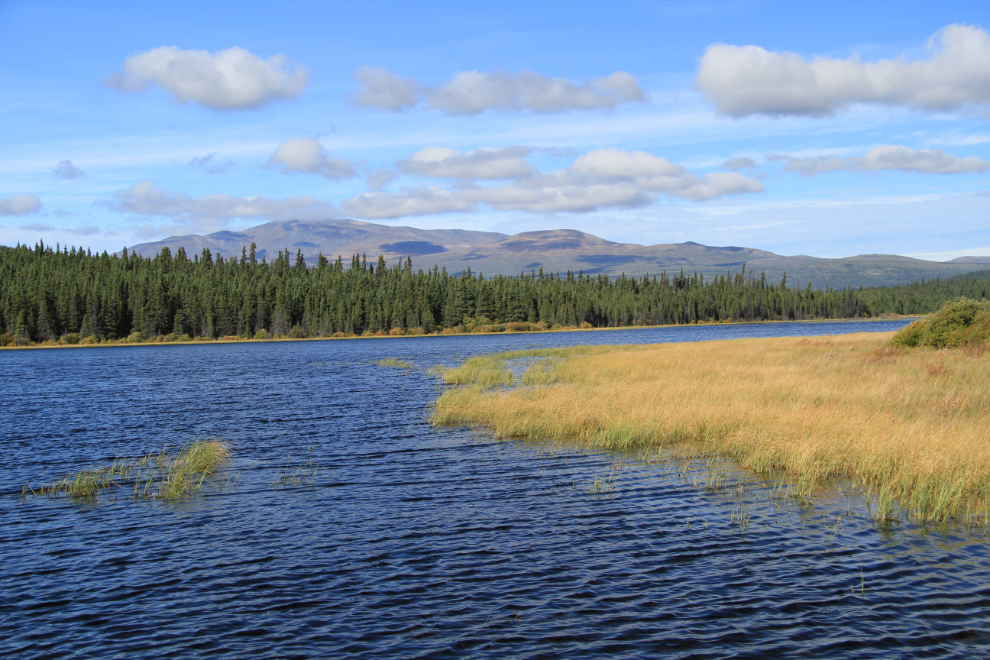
[[53, 160, 86, 179], [0, 194, 42, 216], [341, 147, 763, 219], [366, 170, 398, 191], [350, 67, 646, 115], [770, 145, 990, 176], [99, 181, 333, 230], [105, 46, 309, 110], [189, 153, 235, 174], [266, 137, 356, 179], [398, 146, 536, 179], [696, 23, 990, 117], [349, 66, 420, 111], [724, 157, 757, 171]]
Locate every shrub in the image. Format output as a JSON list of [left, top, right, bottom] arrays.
[[253, 329, 268, 340], [891, 297, 990, 348], [406, 327, 424, 335], [289, 326, 308, 339], [126, 331, 143, 343], [389, 327, 405, 336], [63, 333, 81, 345]]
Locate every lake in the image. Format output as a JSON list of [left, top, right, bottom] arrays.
[[3, 319, 990, 658]]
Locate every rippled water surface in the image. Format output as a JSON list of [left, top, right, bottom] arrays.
[[4, 320, 990, 659]]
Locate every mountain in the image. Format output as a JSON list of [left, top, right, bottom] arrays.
[[128, 219, 990, 289]]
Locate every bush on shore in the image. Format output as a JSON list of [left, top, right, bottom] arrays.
[[891, 297, 990, 348]]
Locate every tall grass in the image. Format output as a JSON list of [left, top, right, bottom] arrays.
[[439, 355, 514, 388], [432, 332, 990, 525], [31, 439, 231, 502], [377, 357, 415, 369]]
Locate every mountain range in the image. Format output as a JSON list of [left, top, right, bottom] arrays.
[[128, 219, 990, 289]]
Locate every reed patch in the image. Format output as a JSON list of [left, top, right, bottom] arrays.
[[432, 332, 990, 525], [27, 439, 232, 502]]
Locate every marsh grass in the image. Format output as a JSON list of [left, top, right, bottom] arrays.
[[439, 355, 514, 388], [377, 357, 415, 370], [31, 439, 231, 502], [432, 332, 990, 525]]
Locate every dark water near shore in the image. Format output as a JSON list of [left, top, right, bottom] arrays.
[[4, 319, 990, 659]]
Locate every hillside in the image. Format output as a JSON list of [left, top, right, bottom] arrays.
[[128, 219, 990, 289]]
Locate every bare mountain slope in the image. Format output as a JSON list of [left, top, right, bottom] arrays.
[[127, 219, 990, 289]]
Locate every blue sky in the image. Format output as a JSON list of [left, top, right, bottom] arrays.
[[2, 0, 989, 259]]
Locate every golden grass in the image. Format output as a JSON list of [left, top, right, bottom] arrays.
[[30, 439, 231, 502], [376, 357, 415, 369], [432, 332, 990, 524]]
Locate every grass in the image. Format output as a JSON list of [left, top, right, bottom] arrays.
[[439, 355, 514, 388], [432, 332, 990, 525], [377, 357, 415, 369], [29, 439, 231, 502]]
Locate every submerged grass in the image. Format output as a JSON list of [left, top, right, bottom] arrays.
[[29, 439, 231, 502], [432, 332, 990, 525], [377, 357, 415, 370]]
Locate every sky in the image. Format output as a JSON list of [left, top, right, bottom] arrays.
[[1, 0, 989, 260]]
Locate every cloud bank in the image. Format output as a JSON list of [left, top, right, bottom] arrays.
[[267, 137, 356, 179], [696, 23, 990, 117], [397, 146, 535, 179], [100, 181, 332, 230], [105, 46, 309, 110], [0, 194, 43, 216], [770, 145, 990, 176], [342, 147, 763, 219], [351, 66, 646, 115]]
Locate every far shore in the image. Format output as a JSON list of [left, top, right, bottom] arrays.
[[0, 314, 917, 351]]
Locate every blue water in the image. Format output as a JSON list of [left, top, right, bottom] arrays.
[[3, 319, 990, 658]]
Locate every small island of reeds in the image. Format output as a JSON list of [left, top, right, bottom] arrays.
[[432, 298, 990, 525]]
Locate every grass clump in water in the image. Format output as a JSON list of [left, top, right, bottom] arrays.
[[432, 331, 990, 526], [31, 439, 231, 502], [377, 357, 415, 370]]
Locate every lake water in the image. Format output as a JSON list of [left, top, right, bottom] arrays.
[[4, 319, 990, 658]]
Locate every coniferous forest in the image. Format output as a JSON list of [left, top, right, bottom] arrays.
[[2, 240, 989, 346]]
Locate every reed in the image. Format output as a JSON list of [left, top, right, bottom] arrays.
[[34, 439, 230, 502], [377, 357, 415, 369], [432, 332, 990, 524], [439, 355, 514, 388]]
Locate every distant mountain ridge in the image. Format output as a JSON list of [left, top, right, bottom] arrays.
[[128, 219, 990, 289]]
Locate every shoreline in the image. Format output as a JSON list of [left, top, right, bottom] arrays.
[[0, 315, 917, 351], [431, 331, 990, 525]]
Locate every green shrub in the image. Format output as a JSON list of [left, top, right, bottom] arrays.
[[63, 333, 81, 345], [126, 331, 143, 343], [891, 297, 990, 348]]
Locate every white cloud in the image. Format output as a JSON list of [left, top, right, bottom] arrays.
[[351, 67, 646, 115], [0, 194, 42, 216], [724, 157, 757, 171], [349, 66, 420, 111], [696, 23, 990, 117], [53, 160, 86, 179], [266, 137, 356, 179], [99, 181, 333, 230], [105, 46, 309, 110], [770, 145, 990, 176], [398, 146, 536, 179], [341, 147, 763, 218]]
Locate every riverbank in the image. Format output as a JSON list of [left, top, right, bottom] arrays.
[[432, 331, 990, 524], [0, 314, 914, 350]]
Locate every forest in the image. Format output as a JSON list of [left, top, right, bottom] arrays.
[[2, 240, 989, 345]]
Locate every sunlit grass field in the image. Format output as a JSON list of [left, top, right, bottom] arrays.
[[432, 332, 990, 524]]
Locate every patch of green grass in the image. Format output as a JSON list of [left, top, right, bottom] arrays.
[[29, 439, 230, 502], [377, 357, 415, 369]]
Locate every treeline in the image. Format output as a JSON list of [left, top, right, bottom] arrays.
[[2, 241, 989, 345]]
